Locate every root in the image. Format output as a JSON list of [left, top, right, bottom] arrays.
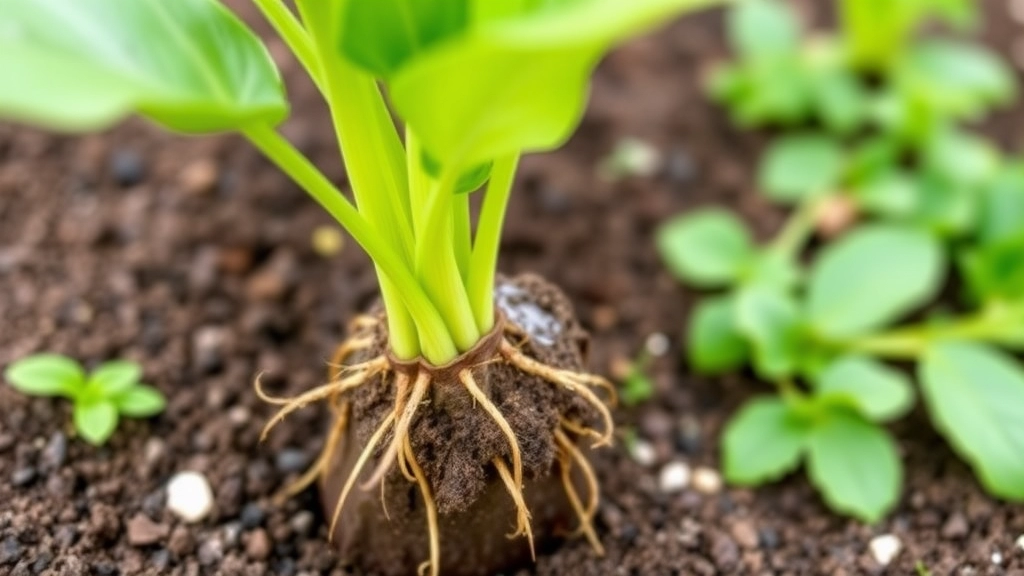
[[362, 371, 430, 490], [405, 435, 440, 576], [459, 370, 524, 493], [554, 428, 604, 556], [329, 411, 396, 538], [493, 458, 536, 560], [500, 340, 615, 448], [256, 356, 387, 441]]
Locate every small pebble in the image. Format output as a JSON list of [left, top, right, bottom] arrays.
[[600, 137, 663, 180], [730, 519, 758, 550], [692, 467, 723, 495], [41, 432, 68, 470], [658, 461, 691, 493], [110, 149, 146, 187], [992, 551, 1003, 565], [166, 471, 214, 523], [869, 534, 902, 566], [197, 537, 224, 565], [239, 503, 266, 530], [1016, 534, 1024, 551], [144, 438, 166, 467], [630, 440, 656, 467], [11, 467, 36, 487], [0, 537, 21, 565], [644, 333, 670, 357], [246, 529, 272, 561], [290, 511, 314, 536], [311, 225, 345, 257], [179, 159, 218, 195], [275, 449, 310, 473], [941, 512, 969, 539], [126, 514, 169, 547]]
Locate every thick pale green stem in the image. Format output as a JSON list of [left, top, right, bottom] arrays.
[[467, 155, 519, 333], [453, 192, 472, 284], [250, 0, 323, 93], [241, 124, 452, 361]]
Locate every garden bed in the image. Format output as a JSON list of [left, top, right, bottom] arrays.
[[1, 1, 1023, 574]]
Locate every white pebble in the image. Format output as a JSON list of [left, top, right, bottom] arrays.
[[630, 440, 656, 467], [167, 471, 214, 523], [692, 466, 723, 494], [1016, 534, 1024, 551], [658, 461, 691, 493], [869, 534, 902, 566], [645, 333, 670, 357], [992, 551, 1003, 565]]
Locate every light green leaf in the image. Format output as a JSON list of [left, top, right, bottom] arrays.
[[735, 286, 803, 378], [807, 225, 944, 338], [0, 0, 287, 133], [74, 400, 119, 446], [728, 0, 799, 59], [813, 69, 867, 135], [742, 250, 800, 290], [920, 343, 1024, 499], [815, 356, 914, 422], [977, 166, 1024, 243], [656, 208, 754, 287], [759, 134, 844, 202], [687, 295, 748, 373], [4, 354, 84, 397], [924, 130, 1000, 187], [116, 385, 167, 418], [905, 174, 978, 237], [899, 40, 1015, 120], [390, 0, 720, 166], [850, 171, 919, 218], [722, 396, 808, 485], [960, 232, 1024, 302], [89, 361, 142, 397], [806, 410, 901, 523], [339, 0, 469, 78]]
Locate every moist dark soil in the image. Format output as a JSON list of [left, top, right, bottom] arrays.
[[1, 1, 1023, 575]]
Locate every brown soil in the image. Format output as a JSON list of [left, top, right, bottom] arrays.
[[321, 274, 598, 576], [1, 1, 1023, 575]]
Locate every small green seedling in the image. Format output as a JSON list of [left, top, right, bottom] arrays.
[[4, 355, 166, 446], [618, 352, 656, 407]]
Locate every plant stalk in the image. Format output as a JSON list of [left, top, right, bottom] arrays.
[[468, 154, 519, 333]]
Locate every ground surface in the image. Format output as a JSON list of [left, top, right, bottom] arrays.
[[2, 1, 1024, 575]]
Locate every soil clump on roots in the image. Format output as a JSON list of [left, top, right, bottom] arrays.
[[260, 274, 614, 576]]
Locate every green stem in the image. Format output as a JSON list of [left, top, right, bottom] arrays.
[[453, 192, 472, 284], [467, 154, 519, 333], [250, 0, 323, 93], [242, 124, 455, 361], [769, 196, 819, 259]]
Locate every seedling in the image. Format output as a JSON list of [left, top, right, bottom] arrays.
[[0, 0, 718, 573], [4, 355, 165, 446]]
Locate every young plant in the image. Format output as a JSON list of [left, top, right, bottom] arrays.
[[657, 155, 1024, 522], [0, 0, 719, 573], [4, 355, 166, 446]]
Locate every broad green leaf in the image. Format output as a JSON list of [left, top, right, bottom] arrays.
[[899, 40, 1015, 120], [728, 0, 799, 59], [807, 225, 944, 338], [924, 130, 1000, 187], [735, 286, 803, 378], [960, 232, 1024, 302], [687, 295, 748, 373], [4, 354, 84, 398], [656, 209, 754, 287], [920, 343, 1024, 499], [74, 400, 119, 446], [977, 167, 1024, 243], [89, 361, 141, 397], [905, 173, 978, 237], [116, 385, 167, 417], [759, 134, 844, 202], [722, 396, 808, 485], [390, 0, 720, 166], [851, 171, 919, 218], [806, 409, 901, 523], [815, 356, 914, 422], [339, 0, 469, 78], [742, 250, 801, 290], [813, 69, 867, 135], [733, 58, 815, 127], [0, 0, 287, 133]]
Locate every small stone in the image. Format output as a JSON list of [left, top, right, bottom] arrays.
[[675, 415, 702, 454], [198, 537, 224, 565], [1016, 534, 1024, 551], [246, 529, 272, 561], [89, 504, 121, 541], [239, 503, 266, 530], [667, 148, 697, 183], [41, 432, 68, 470], [289, 511, 314, 536], [11, 467, 36, 487], [0, 537, 21, 566], [758, 527, 779, 549], [630, 440, 656, 467], [941, 512, 969, 539], [591, 306, 618, 330], [992, 551, 1003, 565], [644, 333, 670, 357], [311, 225, 345, 257], [227, 406, 250, 427], [709, 532, 739, 570], [730, 519, 758, 550], [600, 137, 663, 180], [110, 149, 146, 187], [869, 534, 902, 566], [144, 438, 167, 467], [192, 326, 230, 374], [222, 522, 242, 548], [30, 550, 52, 573], [167, 526, 194, 557], [150, 549, 171, 571], [179, 159, 218, 195], [275, 449, 310, 474], [692, 467, 723, 495], [658, 461, 691, 493], [127, 514, 169, 547], [166, 471, 214, 523]]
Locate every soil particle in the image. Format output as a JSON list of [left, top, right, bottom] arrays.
[[109, 148, 146, 187], [658, 461, 691, 493], [89, 503, 121, 542], [0, 537, 21, 566], [239, 502, 266, 530], [126, 513, 169, 547], [167, 526, 195, 557], [40, 431, 67, 471], [942, 512, 971, 539], [730, 519, 759, 550], [246, 528, 272, 561], [709, 530, 740, 570], [11, 466, 36, 487]]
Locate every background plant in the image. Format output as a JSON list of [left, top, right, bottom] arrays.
[[659, 0, 1024, 522], [4, 355, 166, 445]]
